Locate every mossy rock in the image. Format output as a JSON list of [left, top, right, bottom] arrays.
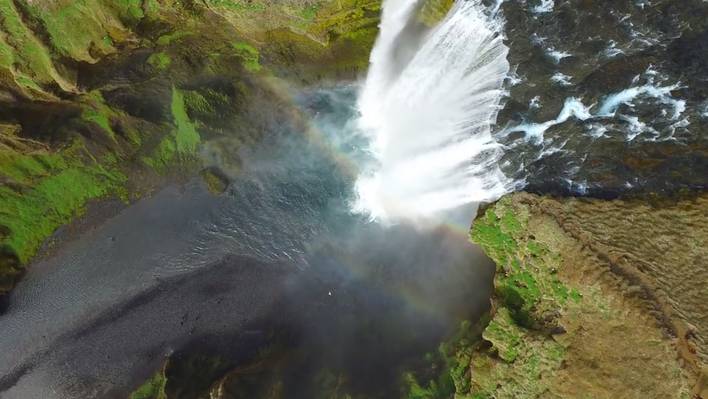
[[200, 167, 229, 195]]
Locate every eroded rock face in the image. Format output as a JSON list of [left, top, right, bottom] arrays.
[[467, 192, 707, 398], [492, 0, 708, 198]]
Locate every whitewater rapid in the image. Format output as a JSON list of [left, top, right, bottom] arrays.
[[354, 0, 512, 221]]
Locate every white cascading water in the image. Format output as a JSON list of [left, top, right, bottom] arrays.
[[354, 0, 512, 221]]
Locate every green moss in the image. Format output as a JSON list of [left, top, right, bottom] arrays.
[[206, 0, 267, 13], [314, 0, 380, 71], [200, 168, 229, 194], [0, 142, 126, 265], [217, 0, 378, 79], [0, 89, 144, 287], [468, 309, 566, 399], [183, 91, 215, 115], [569, 288, 582, 303], [14, 74, 43, 92], [113, 0, 146, 24], [0, 35, 14, 69], [403, 320, 482, 399], [22, 0, 122, 64], [143, 0, 161, 18], [403, 373, 445, 399], [471, 200, 573, 328], [232, 42, 261, 72], [0, 0, 379, 297], [0, 0, 64, 87], [500, 209, 523, 236], [129, 368, 167, 399], [82, 108, 116, 141], [143, 137, 176, 170], [143, 87, 201, 169], [299, 4, 320, 23], [147, 52, 172, 70], [526, 241, 545, 257], [79, 91, 143, 145], [312, 0, 381, 35], [464, 197, 593, 398], [0, 149, 65, 185], [156, 30, 193, 46], [470, 208, 518, 265], [482, 308, 523, 362], [171, 87, 200, 153]]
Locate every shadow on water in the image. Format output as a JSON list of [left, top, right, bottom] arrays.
[[156, 221, 495, 399]]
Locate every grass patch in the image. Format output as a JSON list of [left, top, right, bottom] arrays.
[[206, 0, 267, 13], [129, 368, 167, 399], [143, 87, 200, 169], [147, 52, 172, 70], [22, 0, 122, 63], [232, 42, 261, 72], [403, 320, 482, 398], [300, 4, 320, 22], [465, 197, 590, 398], [470, 308, 565, 398], [0, 0, 63, 85], [156, 30, 193, 46], [0, 142, 126, 265]]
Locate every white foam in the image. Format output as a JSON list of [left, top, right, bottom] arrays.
[[503, 97, 591, 144], [507, 68, 524, 86], [355, 0, 512, 221], [490, 0, 506, 15], [551, 72, 572, 86], [505, 72, 687, 147], [597, 83, 684, 119], [662, 117, 690, 141], [603, 40, 624, 58], [529, 96, 541, 109], [563, 178, 589, 195], [531, 0, 555, 14], [586, 123, 609, 138], [547, 48, 572, 64], [619, 114, 656, 141], [531, 33, 546, 45]]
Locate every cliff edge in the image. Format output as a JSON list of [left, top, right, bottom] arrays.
[[465, 192, 707, 398]]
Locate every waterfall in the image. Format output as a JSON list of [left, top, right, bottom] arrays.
[[354, 0, 513, 221]]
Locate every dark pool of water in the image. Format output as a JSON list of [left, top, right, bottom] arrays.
[[0, 86, 495, 398]]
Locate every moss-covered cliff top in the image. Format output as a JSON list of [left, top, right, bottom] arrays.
[[461, 192, 707, 399]]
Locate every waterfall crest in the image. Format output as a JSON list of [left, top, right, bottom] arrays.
[[354, 0, 512, 221]]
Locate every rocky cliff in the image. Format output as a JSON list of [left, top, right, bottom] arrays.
[[0, 0, 381, 295], [460, 192, 707, 398]]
